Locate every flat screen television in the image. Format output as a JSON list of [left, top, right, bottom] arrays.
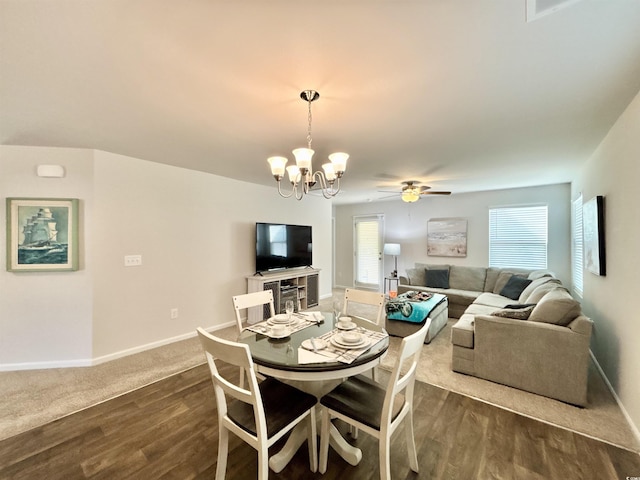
[[255, 222, 313, 272]]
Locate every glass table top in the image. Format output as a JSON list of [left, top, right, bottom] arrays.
[[238, 312, 389, 372]]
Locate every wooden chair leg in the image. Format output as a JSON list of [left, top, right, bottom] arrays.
[[257, 443, 269, 480], [405, 411, 419, 472], [216, 427, 229, 480], [379, 432, 391, 480]]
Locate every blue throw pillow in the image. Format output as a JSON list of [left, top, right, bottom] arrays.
[[425, 269, 450, 289]]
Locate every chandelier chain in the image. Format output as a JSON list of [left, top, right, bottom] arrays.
[[306, 97, 313, 150]]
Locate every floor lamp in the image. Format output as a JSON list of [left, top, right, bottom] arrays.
[[383, 243, 401, 277]]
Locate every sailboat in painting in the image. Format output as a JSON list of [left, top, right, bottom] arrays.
[[18, 208, 68, 264]]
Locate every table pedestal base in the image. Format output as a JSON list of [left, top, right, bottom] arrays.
[[269, 421, 361, 473]]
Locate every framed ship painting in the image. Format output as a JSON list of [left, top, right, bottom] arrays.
[[6, 198, 79, 272], [583, 195, 605, 276]]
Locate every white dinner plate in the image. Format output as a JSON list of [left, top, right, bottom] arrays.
[[336, 322, 357, 331], [270, 314, 292, 324], [301, 338, 327, 351], [268, 317, 298, 327], [330, 336, 370, 349]]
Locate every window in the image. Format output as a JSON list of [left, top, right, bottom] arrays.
[[489, 205, 548, 269], [354, 215, 383, 288], [572, 195, 584, 295]]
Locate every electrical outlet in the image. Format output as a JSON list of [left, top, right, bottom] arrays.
[[170, 308, 179, 319], [124, 255, 142, 266]]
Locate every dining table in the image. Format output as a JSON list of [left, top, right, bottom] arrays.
[[238, 311, 389, 473]]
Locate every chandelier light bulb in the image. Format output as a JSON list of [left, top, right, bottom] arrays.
[[322, 163, 336, 181], [328, 152, 349, 174], [267, 156, 288, 178]]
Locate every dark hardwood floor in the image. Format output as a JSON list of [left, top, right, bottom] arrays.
[[1, 363, 639, 480]]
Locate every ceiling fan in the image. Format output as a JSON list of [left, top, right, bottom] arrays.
[[379, 180, 451, 203]]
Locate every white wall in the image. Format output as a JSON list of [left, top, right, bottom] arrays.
[[334, 183, 571, 287], [0, 146, 333, 368], [573, 89, 640, 437]]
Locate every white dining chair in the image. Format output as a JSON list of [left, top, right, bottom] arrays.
[[197, 328, 317, 480], [232, 290, 276, 334], [318, 318, 431, 480], [343, 288, 386, 326]]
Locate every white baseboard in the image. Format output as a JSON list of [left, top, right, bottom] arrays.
[[0, 321, 236, 372], [590, 350, 640, 449]]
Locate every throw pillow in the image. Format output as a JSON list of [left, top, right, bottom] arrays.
[[528, 289, 582, 326], [425, 268, 450, 288], [504, 303, 537, 309], [518, 277, 561, 303], [491, 305, 535, 320], [406, 268, 426, 286], [526, 283, 566, 304], [499, 275, 532, 300]]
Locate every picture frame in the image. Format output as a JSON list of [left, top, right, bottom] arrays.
[[427, 218, 467, 257], [6, 198, 79, 272], [583, 195, 605, 276]]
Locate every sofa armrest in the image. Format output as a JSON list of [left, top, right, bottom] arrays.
[[473, 314, 592, 406], [399, 275, 409, 285]]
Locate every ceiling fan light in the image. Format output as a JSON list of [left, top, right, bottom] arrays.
[[292, 148, 314, 171], [402, 190, 420, 203]]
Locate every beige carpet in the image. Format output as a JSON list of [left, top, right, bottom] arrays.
[[1, 299, 639, 454]]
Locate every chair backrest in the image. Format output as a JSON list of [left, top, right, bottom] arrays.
[[380, 318, 431, 427], [343, 288, 386, 326], [232, 290, 275, 333], [196, 328, 268, 440]]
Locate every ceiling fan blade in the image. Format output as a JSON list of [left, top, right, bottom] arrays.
[[420, 191, 451, 195]]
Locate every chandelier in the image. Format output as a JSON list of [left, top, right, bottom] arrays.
[[267, 90, 348, 200]]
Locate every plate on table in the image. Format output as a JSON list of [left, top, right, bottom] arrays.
[[336, 322, 357, 331], [301, 338, 327, 351], [270, 314, 292, 324], [330, 333, 370, 349]]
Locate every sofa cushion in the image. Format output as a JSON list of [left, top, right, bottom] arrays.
[[426, 268, 450, 288], [491, 305, 535, 320], [449, 265, 486, 291], [526, 282, 567, 304], [499, 275, 532, 300], [528, 270, 555, 280], [492, 271, 527, 294], [518, 277, 561, 303], [528, 289, 582, 326], [406, 268, 426, 286], [473, 292, 514, 309], [451, 314, 475, 348]]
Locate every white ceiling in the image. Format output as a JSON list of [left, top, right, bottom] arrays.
[[2, 0, 640, 204]]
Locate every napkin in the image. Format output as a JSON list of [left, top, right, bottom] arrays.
[[297, 347, 333, 364], [297, 311, 324, 323]]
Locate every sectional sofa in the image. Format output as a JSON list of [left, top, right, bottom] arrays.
[[398, 264, 593, 406]]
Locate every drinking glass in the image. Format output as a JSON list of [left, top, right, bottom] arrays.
[[285, 300, 294, 319], [333, 300, 342, 321]]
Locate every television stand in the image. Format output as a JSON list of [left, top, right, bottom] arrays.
[[246, 268, 320, 323]]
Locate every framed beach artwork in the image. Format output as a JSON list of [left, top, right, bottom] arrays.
[[427, 218, 467, 257], [583, 195, 605, 276], [6, 198, 79, 272]]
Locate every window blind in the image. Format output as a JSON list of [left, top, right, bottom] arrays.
[[355, 218, 380, 285], [489, 205, 548, 269], [572, 195, 584, 295]]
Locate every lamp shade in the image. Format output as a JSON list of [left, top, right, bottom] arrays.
[[383, 243, 401, 256]]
